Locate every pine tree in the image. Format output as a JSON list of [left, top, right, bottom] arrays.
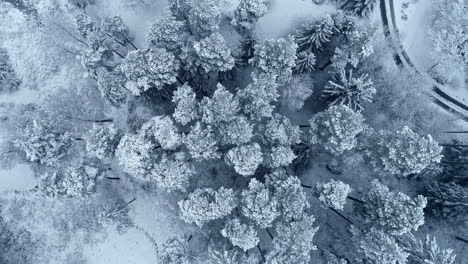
[[221, 218, 259, 251], [85, 124, 120, 160], [366, 126, 443, 176], [151, 152, 194, 193], [265, 170, 309, 220], [219, 116, 254, 145], [263, 113, 302, 146], [172, 83, 200, 126], [359, 179, 427, 236], [265, 214, 319, 264], [322, 69, 376, 111], [147, 13, 187, 52], [426, 182, 468, 219], [96, 69, 127, 106], [226, 143, 263, 176], [399, 233, 456, 264], [200, 84, 240, 124], [348, 0, 378, 17], [144, 115, 181, 150], [295, 13, 338, 52], [207, 245, 260, 264], [115, 133, 154, 179], [351, 226, 409, 264], [309, 105, 367, 155], [12, 119, 72, 166], [0, 48, 20, 93], [293, 51, 316, 74], [263, 145, 296, 169], [178, 187, 238, 227], [193, 33, 235, 73], [184, 122, 220, 161], [101, 15, 134, 48], [428, 0, 467, 70], [187, 0, 221, 38], [250, 36, 298, 85], [231, 0, 269, 34], [281, 75, 314, 112], [159, 236, 191, 264], [315, 179, 352, 210], [241, 178, 279, 228], [119, 48, 180, 95], [237, 74, 279, 120]]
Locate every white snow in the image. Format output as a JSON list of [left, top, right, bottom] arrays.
[[0, 163, 36, 192]]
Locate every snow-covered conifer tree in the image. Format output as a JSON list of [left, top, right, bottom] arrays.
[[85, 123, 119, 160], [172, 83, 199, 125], [250, 36, 297, 85], [265, 214, 319, 264], [322, 69, 376, 111], [366, 126, 443, 176], [144, 115, 181, 150], [178, 187, 237, 227], [13, 119, 72, 166], [219, 116, 253, 145], [309, 105, 366, 155], [399, 233, 456, 264], [225, 143, 263, 176], [351, 226, 409, 264], [0, 49, 20, 92], [147, 13, 187, 52], [115, 133, 154, 179], [151, 152, 194, 193], [200, 84, 239, 124], [237, 74, 279, 120], [96, 69, 127, 106], [359, 180, 427, 235], [231, 0, 269, 34], [159, 236, 191, 264], [193, 33, 235, 73], [315, 179, 352, 210], [426, 182, 468, 219], [241, 178, 279, 227], [184, 122, 220, 161], [221, 218, 259, 251], [186, 0, 221, 38]]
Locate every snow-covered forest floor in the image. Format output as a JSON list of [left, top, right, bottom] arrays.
[[0, 0, 466, 263]]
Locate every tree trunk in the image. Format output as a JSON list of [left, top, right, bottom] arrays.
[[329, 207, 354, 225], [347, 196, 365, 204]]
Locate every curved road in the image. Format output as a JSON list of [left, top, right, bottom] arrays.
[[379, 0, 468, 121]]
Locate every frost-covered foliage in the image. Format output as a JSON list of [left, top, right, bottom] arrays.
[[96, 69, 127, 106], [266, 170, 309, 220], [12, 120, 72, 166], [186, 0, 221, 38], [178, 187, 237, 227], [146, 115, 181, 150], [159, 237, 191, 264], [200, 84, 239, 124], [426, 182, 468, 219], [351, 226, 409, 264], [172, 83, 199, 125], [282, 75, 313, 112], [366, 126, 443, 176], [428, 0, 467, 69], [151, 152, 194, 193], [322, 69, 376, 111], [219, 116, 253, 145], [0, 49, 20, 92], [399, 233, 456, 264], [38, 163, 103, 198], [266, 214, 319, 264], [221, 218, 259, 251], [115, 133, 154, 179], [250, 36, 298, 85], [294, 51, 316, 74], [194, 33, 235, 73], [85, 124, 119, 160], [207, 246, 259, 264], [184, 122, 220, 161], [241, 178, 279, 228], [295, 13, 339, 52], [309, 105, 366, 155], [316, 179, 352, 210], [147, 13, 187, 52], [263, 114, 301, 146], [101, 15, 134, 47], [120, 48, 179, 95], [231, 0, 269, 34], [225, 143, 263, 176], [348, 0, 378, 17], [237, 74, 279, 120], [359, 180, 427, 235]]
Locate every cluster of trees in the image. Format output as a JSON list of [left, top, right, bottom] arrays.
[[0, 0, 465, 263]]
